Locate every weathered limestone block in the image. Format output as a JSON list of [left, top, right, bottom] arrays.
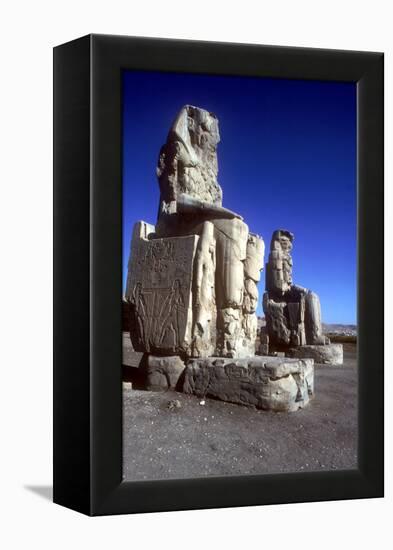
[[125, 221, 199, 356], [216, 307, 242, 356], [259, 332, 269, 355], [287, 344, 344, 365], [183, 356, 314, 412], [146, 355, 186, 391]]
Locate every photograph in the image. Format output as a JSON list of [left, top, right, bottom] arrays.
[[1, 0, 388, 542], [121, 69, 357, 481]]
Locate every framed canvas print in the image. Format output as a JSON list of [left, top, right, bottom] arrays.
[[53, 34, 384, 516]]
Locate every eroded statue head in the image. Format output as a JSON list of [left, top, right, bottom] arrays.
[[270, 229, 294, 255], [170, 105, 220, 154]]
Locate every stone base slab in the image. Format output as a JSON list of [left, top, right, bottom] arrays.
[[183, 356, 314, 412], [286, 344, 343, 365], [146, 355, 185, 391]]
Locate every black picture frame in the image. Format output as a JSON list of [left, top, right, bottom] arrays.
[[53, 34, 384, 516]]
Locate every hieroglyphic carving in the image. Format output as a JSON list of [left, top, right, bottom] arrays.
[[125, 222, 198, 355]]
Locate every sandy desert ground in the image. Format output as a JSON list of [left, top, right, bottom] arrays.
[[122, 343, 357, 481]]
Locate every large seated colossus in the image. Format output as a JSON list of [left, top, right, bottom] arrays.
[[125, 105, 264, 359], [262, 230, 343, 365]]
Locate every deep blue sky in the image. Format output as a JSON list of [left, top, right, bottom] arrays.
[[123, 70, 356, 324]]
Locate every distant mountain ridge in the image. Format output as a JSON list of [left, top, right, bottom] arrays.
[[257, 316, 357, 336], [323, 323, 357, 335]]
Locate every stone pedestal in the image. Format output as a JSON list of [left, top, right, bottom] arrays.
[[145, 355, 186, 391], [287, 344, 343, 365], [183, 356, 314, 412]]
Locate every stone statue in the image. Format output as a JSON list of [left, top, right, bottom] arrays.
[[124, 107, 317, 410], [262, 230, 343, 364], [126, 105, 264, 359]]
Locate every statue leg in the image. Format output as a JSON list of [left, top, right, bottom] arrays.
[[287, 295, 306, 346], [192, 221, 216, 357], [243, 233, 265, 353], [263, 292, 291, 347], [213, 218, 249, 357], [305, 291, 328, 344]]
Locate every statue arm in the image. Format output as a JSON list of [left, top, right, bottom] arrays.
[[292, 284, 308, 294], [176, 193, 243, 220]]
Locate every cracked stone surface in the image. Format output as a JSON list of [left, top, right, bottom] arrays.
[[183, 356, 314, 412], [287, 344, 344, 365]]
